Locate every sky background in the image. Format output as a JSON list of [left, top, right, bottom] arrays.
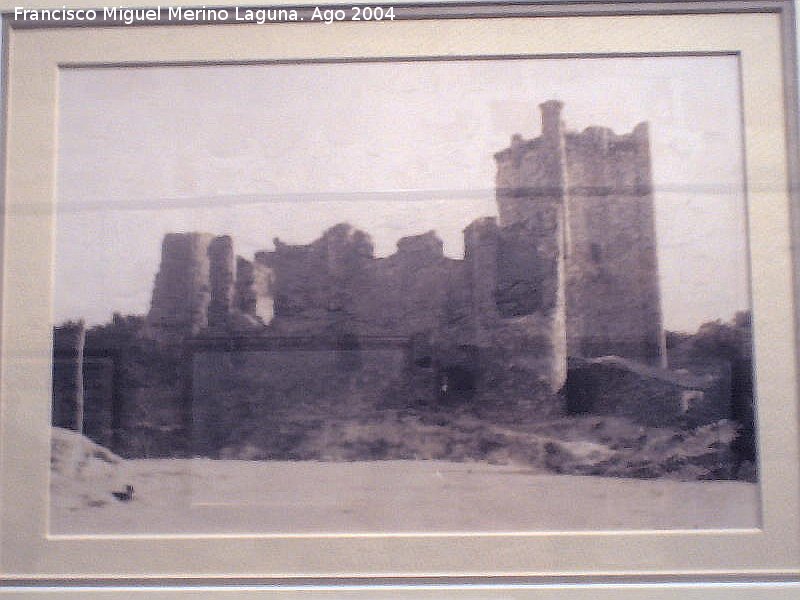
[[55, 55, 748, 333]]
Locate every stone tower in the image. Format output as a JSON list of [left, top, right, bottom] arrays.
[[146, 232, 236, 342], [495, 101, 666, 366]]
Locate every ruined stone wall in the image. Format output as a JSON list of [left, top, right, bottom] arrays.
[[462, 217, 499, 342], [207, 235, 235, 329], [566, 356, 730, 428], [235, 256, 274, 324], [563, 123, 665, 366], [464, 207, 567, 399], [255, 224, 374, 336], [81, 356, 115, 449], [53, 330, 120, 451], [242, 218, 566, 412], [257, 225, 463, 340], [147, 233, 215, 341], [359, 231, 461, 338], [52, 322, 85, 431], [147, 232, 239, 341], [191, 344, 409, 458]]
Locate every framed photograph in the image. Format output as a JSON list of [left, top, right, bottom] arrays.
[[1, 0, 799, 597]]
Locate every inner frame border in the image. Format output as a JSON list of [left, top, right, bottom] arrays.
[[0, 1, 798, 587]]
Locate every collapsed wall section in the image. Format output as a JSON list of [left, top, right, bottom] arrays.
[[359, 231, 459, 338], [146, 232, 237, 342], [463, 209, 567, 407], [566, 356, 730, 428], [235, 256, 275, 325], [146, 233, 215, 341], [255, 224, 374, 336], [258, 225, 462, 340]]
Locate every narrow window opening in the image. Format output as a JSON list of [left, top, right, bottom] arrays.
[[590, 243, 602, 263]]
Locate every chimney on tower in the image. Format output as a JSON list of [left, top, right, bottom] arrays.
[[540, 100, 564, 142]]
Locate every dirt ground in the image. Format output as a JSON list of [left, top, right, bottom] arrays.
[[50, 429, 759, 535]]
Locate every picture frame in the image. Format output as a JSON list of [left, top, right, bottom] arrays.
[[1, 0, 799, 597]]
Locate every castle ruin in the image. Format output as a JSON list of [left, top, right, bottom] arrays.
[[55, 102, 735, 462], [145, 100, 665, 396]]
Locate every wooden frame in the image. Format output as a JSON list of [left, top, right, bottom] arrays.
[[1, 0, 798, 597]]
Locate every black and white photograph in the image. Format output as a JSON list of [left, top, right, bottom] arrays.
[[49, 54, 758, 535]]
